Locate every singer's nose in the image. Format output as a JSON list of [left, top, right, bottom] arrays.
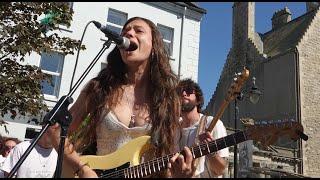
[[123, 28, 134, 39]]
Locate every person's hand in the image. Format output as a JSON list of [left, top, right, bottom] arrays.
[[166, 147, 196, 178], [198, 131, 218, 158], [198, 131, 214, 143], [78, 164, 98, 178]]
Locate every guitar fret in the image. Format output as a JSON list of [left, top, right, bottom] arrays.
[[124, 168, 127, 178], [206, 142, 211, 153], [191, 147, 195, 158], [140, 165, 143, 177], [162, 156, 165, 168], [223, 137, 227, 148], [144, 163, 147, 176], [214, 140, 218, 151], [232, 134, 237, 144], [148, 161, 151, 175], [157, 159, 160, 171], [153, 161, 156, 173], [131, 167, 135, 178], [198, 144, 203, 156]]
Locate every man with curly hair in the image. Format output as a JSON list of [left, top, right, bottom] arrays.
[[177, 78, 229, 178]]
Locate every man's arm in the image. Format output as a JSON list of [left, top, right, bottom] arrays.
[[206, 154, 227, 176]]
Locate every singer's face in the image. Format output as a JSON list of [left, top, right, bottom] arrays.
[[120, 19, 152, 65]]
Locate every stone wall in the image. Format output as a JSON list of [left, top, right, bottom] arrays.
[[296, 7, 320, 177]]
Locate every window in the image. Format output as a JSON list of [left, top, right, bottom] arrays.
[[106, 8, 128, 34], [157, 24, 174, 56], [40, 52, 64, 97]]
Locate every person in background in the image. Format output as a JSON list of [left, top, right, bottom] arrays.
[[177, 78, 229, 178], [1, 130, 57, 178], [0, 137, 20, 167], [0, 137, 20, 178]]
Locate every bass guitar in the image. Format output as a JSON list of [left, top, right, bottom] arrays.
[[63, 119, 307, 178]]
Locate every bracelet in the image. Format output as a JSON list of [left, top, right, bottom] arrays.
[[74, 162, 90, 176]]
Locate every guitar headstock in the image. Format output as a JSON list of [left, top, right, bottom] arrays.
[[246, 119, 306, 147], [225, 67, 250, 102]]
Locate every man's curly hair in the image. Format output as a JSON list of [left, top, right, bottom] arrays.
[[177, 78, 204, 113]]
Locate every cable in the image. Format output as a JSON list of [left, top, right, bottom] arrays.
[[69, 20, 96, 93]]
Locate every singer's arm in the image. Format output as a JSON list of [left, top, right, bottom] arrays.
[[48, 123, 98, 177], [48, 81, 97, 177]]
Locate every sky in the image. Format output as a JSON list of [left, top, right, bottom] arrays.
[[197, 2, 307, 108]]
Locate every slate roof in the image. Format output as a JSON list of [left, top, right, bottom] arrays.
[[262, 8, 318, 57]]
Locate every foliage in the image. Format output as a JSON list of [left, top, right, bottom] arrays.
[[0, 2, 85, 119]]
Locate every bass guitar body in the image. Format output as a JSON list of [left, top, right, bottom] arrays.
[[62, 136, 152, 178]]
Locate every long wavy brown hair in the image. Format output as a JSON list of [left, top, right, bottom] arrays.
[[72, 17, 181, 158]]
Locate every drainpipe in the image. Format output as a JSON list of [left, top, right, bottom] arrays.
[[294, 47, 303, 175], [178, 6, 187, 80]]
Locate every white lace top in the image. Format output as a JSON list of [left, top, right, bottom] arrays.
[[95, 111, 151, 155]]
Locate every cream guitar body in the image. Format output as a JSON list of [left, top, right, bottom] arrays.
[[62, 136, 151, 178]]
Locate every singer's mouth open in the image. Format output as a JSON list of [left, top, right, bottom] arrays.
[[125, 41, 138, 52]]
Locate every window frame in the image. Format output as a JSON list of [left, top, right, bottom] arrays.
[[39, 52, 65, 99], [157, 23, 174, 58], [106, 8, 128, 34]]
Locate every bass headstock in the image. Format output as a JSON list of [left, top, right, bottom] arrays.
[[246, 119, 307, 147], [225, 67, 250, 102]]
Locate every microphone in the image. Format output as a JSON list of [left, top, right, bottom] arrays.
[[93, 21, 138, 51]]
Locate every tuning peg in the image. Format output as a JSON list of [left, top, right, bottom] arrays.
[[233, 77, 238, 83], [296, 130, 308, 141]]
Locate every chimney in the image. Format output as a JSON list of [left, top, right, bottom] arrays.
[[232, 2, 255, 48], [272, 7, 292, 29], [306, 2, 320, 12]]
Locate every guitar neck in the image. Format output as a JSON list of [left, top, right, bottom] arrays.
[[206, 99, 230, 132], [105, 130, 248, 178]]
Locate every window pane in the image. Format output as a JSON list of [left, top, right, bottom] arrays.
[[107, 9, 127, 26], [158, 25, 173, 41], [106, 24, 122, 35], [40, 52, 64, 73], [157, 24, 174, 56], [164, 42, 171, 56], [41, 74, 61, 96]]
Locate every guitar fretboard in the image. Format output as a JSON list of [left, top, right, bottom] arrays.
[[100, 130, 248, 178]]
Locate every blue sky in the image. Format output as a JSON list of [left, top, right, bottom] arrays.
[[198, 2, 306, 108]]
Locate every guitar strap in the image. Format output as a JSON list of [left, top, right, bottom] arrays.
[[192, 115, 208, 177]]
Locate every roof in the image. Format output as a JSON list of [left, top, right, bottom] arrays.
[[262, 8, 318, 57], [171, 2, 207, 14]]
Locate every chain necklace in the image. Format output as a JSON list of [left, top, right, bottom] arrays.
[[124, 87, 136, 128]]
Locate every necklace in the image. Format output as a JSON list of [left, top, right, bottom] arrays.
[[124, 88, 136, 127]]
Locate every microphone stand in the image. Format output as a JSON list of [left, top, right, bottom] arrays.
[[7, 39, 113, 178]]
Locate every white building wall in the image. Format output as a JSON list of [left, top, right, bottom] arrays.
[[3, 2, 204, 140]]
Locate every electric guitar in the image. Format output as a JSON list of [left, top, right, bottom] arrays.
[[206, 67, 250, 132], [63, 119, 307, 178]]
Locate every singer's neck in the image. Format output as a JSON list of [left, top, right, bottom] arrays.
[[127, 60, 150, 88]]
